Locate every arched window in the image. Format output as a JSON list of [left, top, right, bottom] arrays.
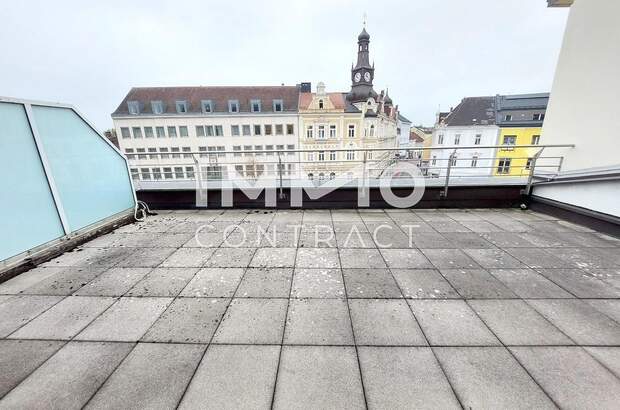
[[369, 125, 375, 137], [318, 99, 324, 109], [329, 172, 336, 180], [308, 173, 314, 180], [318, 173, 325, 181]]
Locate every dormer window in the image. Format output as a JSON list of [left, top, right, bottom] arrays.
[[127, 101, 140, 115], [250, 99, 261, 112], [201, 100, 213, 113], [273, 99, 283, 112], [504, 114, 512, 121], [228, 100, 239, 113], [176, 101, 188, 113], [151, 101, 164, 114], [318, 99, 324, 109]]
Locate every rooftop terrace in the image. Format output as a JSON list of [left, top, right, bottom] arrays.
[[1, 208, 620, 409]]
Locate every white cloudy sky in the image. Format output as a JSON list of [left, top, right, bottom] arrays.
[[1, 0, 569, 130]]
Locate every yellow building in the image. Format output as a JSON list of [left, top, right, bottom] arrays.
[[493, 93, 549, 176]]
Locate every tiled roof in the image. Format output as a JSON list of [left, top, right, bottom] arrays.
[[112, 86, 300, 115], [444, 96, 496, 126], [299, 92, 346, 110]]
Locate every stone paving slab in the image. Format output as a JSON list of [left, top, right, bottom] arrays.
[[440, 269, 517, 299], [488, 268, 574, 298], [180, 268, 244, 297], [74, 267, 151, 296], [342, 268, 402, 298], [284, 298, 354, 345], [126, 267, 199, 297], [212, 298, 287, 344], [290, 268, 345, 298], [235, 268, 293, 298], [0, 295, 63, 337], [391, 269, 460, 299]]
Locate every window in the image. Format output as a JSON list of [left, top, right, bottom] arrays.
[[144, 127, 154, 138], [254, 145, 263, 156], [450, 155, 457, 166], [308, 173, 314, 180], [525, 158, 533, 170], [233, 146, 241, 157], [454, 134, 460, 145], [254, 125, 261, 135], [432, 156, 437, 166], [531, 135, 540, 145], [132, 127, 142, 138], [265, 124, 273, 135], [348, 124, 355, 138], [163, 167, 173, 179], [533, 113, 545, 121], [273, 99, 283, 112], [159, 147, 169, 159], [167, 126, 177, 138], [198, 146, 208, 158], [128, 101, 140, 115], [504, 114, 512, 121], [176, 101, 188, 113], [120, 127, 130, 139], [228, 100, 239, 113], [318, 151, 325, 161], [318, 99, 324, 109], [471, 156, 478, 167], [182, 147, 192, 158], [474, 134, 481, 145], [369, 125, 375, 137], [205, 125, 214, 137], [319, 173, 325, 181], [287, 124, 294, 135], [437, 134, 444, 144], [130, 168, 139, 179], [243, 145, 252, 156], [242, 125, 251, 136], [231, 125, 240, 136], [196, 126, 205, 137], [215, 125, 223, 136], [318, 125, 325, 139], [140, 168, 150, 179], [502, 135, 517, 150], [346, 150, 355, 160], [276, 144, 284, 153], [306, 126, 313, 139], [179, 126, 189, 137], [156, 126, 166, 138], [148, 147, 157, 159], [124, 148, 135, 159], [215, 147, 225, 159], [137, 148, 146, 159], [171, 147, 180, 159], [286, 144, 295, 155], [329, 125, 336, 138], [307, 152, 314, 161], [235, 165, 244, 176], [204, 166, 224, 180], [186, 166, 195, 178], [250, 99, 261, 112], [151, 101, 163, 114], [152, 168, 162, 180], [174, 167, 184, 179], [275, 124, 283, 135], [201, 100, 213, 113], [329, 151, 336, 161], [265, 145, 274, 156], [330, 172, 336, 180], [497, 158, 511, 174]]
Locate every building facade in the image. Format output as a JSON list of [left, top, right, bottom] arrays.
[[493, 93, 549, 176]]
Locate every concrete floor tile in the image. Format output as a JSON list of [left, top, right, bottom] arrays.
[[235, 268, 292, 298], [380, 248, 433, 269], [583, 347, 620, 379], [204, 247, 257, 268], [85, 343, 205, 410], [342, 268, 402, 298], [469, 300, 573, 345], [488, 268, 573, 298], [0, 267, 63, 295], [537, 268, 620, 298], [339, 248, 388, 269], [0, 295, 63, 337], [408, 232, 452, 249], [142, 297, 228, 343], [75, 297, 172, 342], [212, 298, 287, 344], [335, 231, 376, 248], [446, 233, 496, 249], [526, 299, 620, 345], [291, 268, 345, 298], [549, 247, 618, 269], [421, 249, 481, 269], [9, 296, 116, 340], [126, 267, 198, 297], [299, 231, 336, 248], [587, 268, 620, 290], [74, 268, 151, 296], [408, 300, 500, 346], [583, 299, 620, 322], [0, 340, 65, 398], [295, 248, 340, 269], [391, 269, 460, 299], [160, 247, 216, 267], [429, 220, 473, 233], [180, 268, 244, 297], [179, 345, 280, 410], [434, 347, 555, 409], [510, 346, 620, 410], [249, 248, 297, 268], [349, 299, 427, 345], [462, 248, 526, 269], [504, 247, 574, 269], [258, 232, 299, 248], [273, 346, 365, 410], [0, 341, 133, 409], [371, 229, 412, 248], [441, 269, 517, 298], [21, 267, 106, 295], [480, 232, 537, 248], [284, 299, 354, 345], [458, 220, 503, 233], [116, 247, 176, 268], [358, 347, 460, 410]]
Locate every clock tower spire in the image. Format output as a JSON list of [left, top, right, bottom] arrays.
[[347, 25, 377, 103]]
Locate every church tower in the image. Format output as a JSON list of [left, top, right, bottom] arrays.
[[347, 27, 378, 103]]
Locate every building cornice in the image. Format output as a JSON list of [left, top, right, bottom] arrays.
[[547, 0, 573, 7]]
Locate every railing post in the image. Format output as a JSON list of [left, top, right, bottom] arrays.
[[523, 147, 545, 196], [192, 153, 207, 207], [277, 152, 285, 200], [441, 149, 456, 199]]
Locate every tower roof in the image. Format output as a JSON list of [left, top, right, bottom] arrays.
[[358, 27, 370, 41]]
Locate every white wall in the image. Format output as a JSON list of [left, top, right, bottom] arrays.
[[540, 0, 620, 171], [534, 180, 620, 217]]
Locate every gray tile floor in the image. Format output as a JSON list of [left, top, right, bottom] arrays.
[[1, 208, 620, 409]]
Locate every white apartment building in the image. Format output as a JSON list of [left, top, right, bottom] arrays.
[[428, 96, 500, 178], [111, 86, 301, 183]]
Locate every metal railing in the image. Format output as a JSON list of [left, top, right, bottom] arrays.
[[124, 144, 575, 197]]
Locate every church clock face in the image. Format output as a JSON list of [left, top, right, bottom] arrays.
[[364, 72, 371, 82], [354, 72, 361, 83]]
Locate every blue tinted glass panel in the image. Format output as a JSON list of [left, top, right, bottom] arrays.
[[32, 106, 135, 232], [0, 102, 65, 261]]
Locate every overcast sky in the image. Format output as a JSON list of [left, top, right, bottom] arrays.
[[1, 0, 568, 130]]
